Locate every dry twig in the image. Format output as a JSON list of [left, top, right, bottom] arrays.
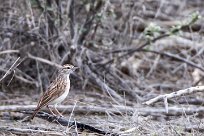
[[143, 86, 204, 105], [27, 53, 62, 68]]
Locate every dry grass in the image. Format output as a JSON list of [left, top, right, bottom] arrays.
[[0, 0, 204, 135]]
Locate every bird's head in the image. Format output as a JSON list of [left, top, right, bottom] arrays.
[[60, 64, 78, 75]]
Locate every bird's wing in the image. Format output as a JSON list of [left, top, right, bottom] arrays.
[[36, 76, 67, 109]]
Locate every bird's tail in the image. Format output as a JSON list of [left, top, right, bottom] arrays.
[[30, 108, 40, 120]]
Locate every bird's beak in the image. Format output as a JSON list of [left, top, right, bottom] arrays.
[[72, 66, 79, 71]]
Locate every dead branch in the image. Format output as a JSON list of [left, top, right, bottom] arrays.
[[1, 105, 204, 117], [27, 53, 62, 68], [143, 86, 204, 105], [83, 64, 124, 102], [68, 0, 75, 38], [0, 68, 36, 84], [140, 49, 204, 72], [0, 50, 19, 55], [0, 57, 20, 82], [21, 111, 118, 136], [177, 97, 204, 105], [0, 127, 64, 135]]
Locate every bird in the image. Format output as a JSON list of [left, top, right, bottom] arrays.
[[30, 64, 77, 120]]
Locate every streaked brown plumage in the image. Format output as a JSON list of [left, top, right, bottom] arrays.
[[31, 64, 77, 120]]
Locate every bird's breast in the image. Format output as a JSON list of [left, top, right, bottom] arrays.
[[50, 79, 70, 105]]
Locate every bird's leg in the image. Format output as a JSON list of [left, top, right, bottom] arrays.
[[54, 104, 63, 117], [47, 105, 56, 116]]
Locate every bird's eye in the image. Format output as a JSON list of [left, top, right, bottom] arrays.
[[62, 64, 74, 70]]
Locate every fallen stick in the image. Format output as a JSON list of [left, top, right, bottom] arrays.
[[143, 86, 204, 105], [0, 105, 204, 116], [0, 105, 132, 115], [0, 127, 64, 135], [21, 111, 118, 136]]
